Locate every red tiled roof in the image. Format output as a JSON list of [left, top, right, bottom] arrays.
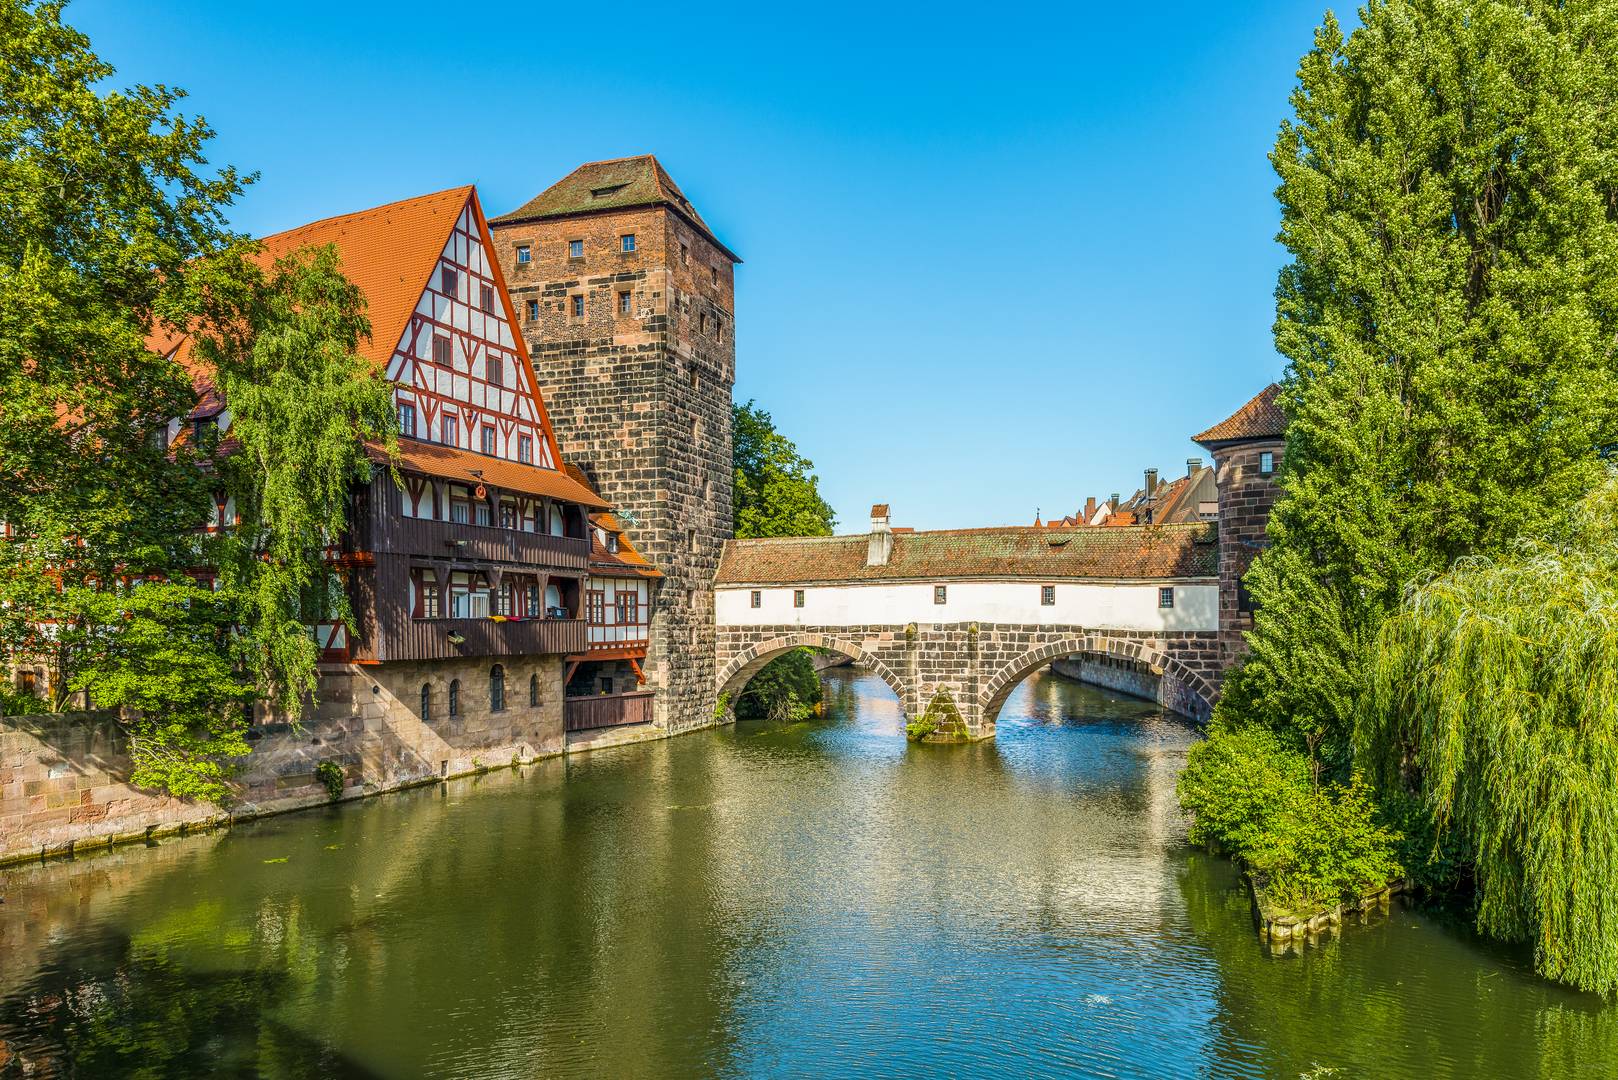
[[589, 511, 661, 578], [1193, 384, 1285, 445], [372, 438, 608, 508], [716, 523, 1217, 585]]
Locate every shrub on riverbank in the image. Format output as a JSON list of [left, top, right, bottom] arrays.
[[1178, 726, 1402, 914]]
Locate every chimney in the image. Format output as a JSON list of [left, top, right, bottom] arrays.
[[1186, 457, 1202, 477], [1144, 468, 1159, 498], [1110, 492, 1121, 510], [1083, 496, 1097, 523], [867, 503, 893, 567]]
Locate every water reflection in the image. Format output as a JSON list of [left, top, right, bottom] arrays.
[[1, 666, 1614, 1078]]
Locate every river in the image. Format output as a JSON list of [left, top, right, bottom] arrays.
[[1, 667, 1613, 1078]]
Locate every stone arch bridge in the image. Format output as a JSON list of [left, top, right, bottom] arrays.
[[713, 510, 1226, 740]]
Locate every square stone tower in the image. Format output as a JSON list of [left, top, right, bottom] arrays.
[[1193, 383, 1286, 670], [490, 157, 738, 732]]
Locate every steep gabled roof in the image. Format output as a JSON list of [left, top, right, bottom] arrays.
[[490, 155, 740, 263], [1193, 383, 1286, 446], [716, 524, 1217, 585], [152, 186, 475, 372]]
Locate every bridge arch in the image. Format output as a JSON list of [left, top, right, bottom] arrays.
[[717, 632, 909, 718], [979, 634, 1214, 728]]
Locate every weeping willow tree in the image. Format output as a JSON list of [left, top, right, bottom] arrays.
[[1363, 476, 1618, 996]]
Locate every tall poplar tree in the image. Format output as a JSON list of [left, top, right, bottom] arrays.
[[1225, 0, 1618, 767]]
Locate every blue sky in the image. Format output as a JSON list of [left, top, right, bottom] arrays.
[[77, 0, 1332, 531]]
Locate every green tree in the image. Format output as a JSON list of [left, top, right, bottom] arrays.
[[732, 401, 836, 540], [1225, 0, 1618, 770], [731, 401, 835, 720], [1364, 475, 1618, 995]]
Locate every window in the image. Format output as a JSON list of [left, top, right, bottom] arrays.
[[499, 500, 516, 529], [690, 368, 699, 390], [618, 291, 632, 315], [601, 677, 614, 695], [490, 665, 505, 712], [571, 294, 584, 318], [413, 570, 441, 618], [586, 589, 606, 624], [481, 426, 495, 454], [432, 334, 452, 366], [568, 239, 583, 259], [620, 233, 636, 253], [526, 299, 539, 321], [515, 244, 531, 265], [448, 679, 460, 718], [517, 435, 533, 464], [615, 592, 638, 627], [750, 590, 761, 609], [441, 414, 459, 446], [793, 589, 805, 608], [529, 672, 539, 707], [449, 486, 470, 524], [699, 313, 707, 333], [934, 585, 947, 605], [486, 356, 503, 387], [715, 317, 723, 343], [1259, 450, 1275, 475], [1041, 585, 1055, 606], [479, 284, 495, 313], [440, 267, 457, 295], [680, 242, 689, 265], [710, 267, 718, 285], [474, 500, 491, 526], [398, 402, 417, 438], [420, 683, 432, 721], [1159, 587, 1175, 609], [1237, 580, 1255, 615]]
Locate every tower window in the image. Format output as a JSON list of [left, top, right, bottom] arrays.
[[687, 528, 697, 552], [440, 267, 457, 295], [486, 356, 503, 387], [517, 435, 533, 464], [680, 242, 689, 265], [793, 589, 805, 608], [1159, 587, 1175, 609], [750, 590, 761, 609], [568, 239, 583, 259], [432, 334, 452, 366], [699, 313, 707, 333], [934, 585, 947, 605], [481, 426, 495, 454], [441, 414, 458, 446], [571, 294, 584, 318], [620, 234, 636, 253], [710, 267, 718, 285], [1259, 451, 1275, 475], [1041, 585, 1055, 606], [479, 284, 495, 313], [398, 402, 416, 438], [619, 291, 632, 315], [515, 245, 531, 265], [526, 299, 539, 321]]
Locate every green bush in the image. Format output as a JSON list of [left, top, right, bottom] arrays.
[[314, 761, 345, 802], [1178, 725, 1402, 913], [735, 649, 821, 722]]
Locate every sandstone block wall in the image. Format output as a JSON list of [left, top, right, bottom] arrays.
[[1211, 439, 1284, 668], [1, 654, 564, 866]]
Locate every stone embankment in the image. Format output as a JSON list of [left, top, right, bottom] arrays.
[[1249, 872, 1406, 955]]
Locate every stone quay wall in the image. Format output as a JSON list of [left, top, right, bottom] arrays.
[[1049, 653, 1208, 720], [1, 654, 563, 867]]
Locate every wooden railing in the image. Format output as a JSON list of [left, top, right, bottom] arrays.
[[377, 515, 589, 568], [382, 616, 586, 662], [565, 691, 655, 732]]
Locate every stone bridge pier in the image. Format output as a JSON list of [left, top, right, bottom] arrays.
[[715, 622, 1221, 740]]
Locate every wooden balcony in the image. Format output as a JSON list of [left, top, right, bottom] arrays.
[[376, 515, 588, 569], [381, 616, 586, 662], [565, 691, 655, 733]]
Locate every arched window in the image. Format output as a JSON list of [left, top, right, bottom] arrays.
[[529, 672, 539, 707], [420, 682, 432, 721], [448, 678, 460, 718], [490, 664, 505, 712]]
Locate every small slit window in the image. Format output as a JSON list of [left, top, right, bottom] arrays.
[[793, 589, 805, 608], [750, 590, 761, 609], [529, 672, 540, 707], [420, 683, 432, 721], [448, 678, 461, 718]]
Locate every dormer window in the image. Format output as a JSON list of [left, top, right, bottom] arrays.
[[607, 534, 619, 553], [591, 183, 628, 199]]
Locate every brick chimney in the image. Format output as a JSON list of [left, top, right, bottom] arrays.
[[1144, 468, 1159, 498], [867, 503, 892, 567], [1083, 496, 1097, 523]]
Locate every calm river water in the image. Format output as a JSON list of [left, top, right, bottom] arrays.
[[2, 667, 1614, 1078]]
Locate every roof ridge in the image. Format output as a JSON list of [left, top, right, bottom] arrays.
[[257, 185, 473, 245]]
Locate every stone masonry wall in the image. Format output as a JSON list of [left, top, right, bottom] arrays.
[[1212, 439, 1284, 669], [493, 205, 735, 734], [1048, 654, 1207, 720], [716, 622, 1221, 737], [1, 654, 563, 866]]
